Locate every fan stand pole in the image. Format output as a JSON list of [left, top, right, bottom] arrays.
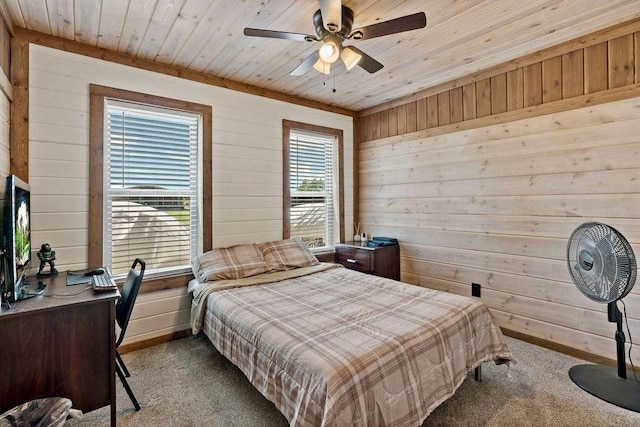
[[610, 302, 628, 379], [569, 302, 640, 412]]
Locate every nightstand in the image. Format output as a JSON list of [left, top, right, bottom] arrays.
[[334, 242, 400, 280]]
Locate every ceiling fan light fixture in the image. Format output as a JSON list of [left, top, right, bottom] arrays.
[[244, 4, 428, 77], [318, 40, 340, 63], [340, 47, 362, 70], [313, 58, 331, 74]]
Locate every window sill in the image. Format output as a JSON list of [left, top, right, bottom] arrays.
[[118, 272, 194, 295]]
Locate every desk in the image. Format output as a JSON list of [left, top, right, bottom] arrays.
[[0, 273, 119, 426]]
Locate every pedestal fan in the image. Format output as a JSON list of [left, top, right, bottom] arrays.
[[566, 222, 640, 411]]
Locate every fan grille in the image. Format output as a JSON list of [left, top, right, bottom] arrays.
[[567, 222, 637, 303]]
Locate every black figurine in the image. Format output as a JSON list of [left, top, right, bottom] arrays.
[[37, 243, 58, 277]]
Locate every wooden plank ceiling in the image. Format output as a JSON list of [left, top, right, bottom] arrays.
[[3, 0, 639, 112]]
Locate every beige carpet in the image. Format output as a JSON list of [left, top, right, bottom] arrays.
[[66, 336, 640, 426]]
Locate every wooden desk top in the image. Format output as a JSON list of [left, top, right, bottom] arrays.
[[0, 272, 120, 318]]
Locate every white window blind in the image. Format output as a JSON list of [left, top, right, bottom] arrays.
[[289, 129, 338, 250], [104, 99, 200, 276]]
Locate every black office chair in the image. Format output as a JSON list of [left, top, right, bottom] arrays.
[[115, 258, 145, 411]]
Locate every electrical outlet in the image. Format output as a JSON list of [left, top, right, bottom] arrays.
[[471, 283, 481, 298]]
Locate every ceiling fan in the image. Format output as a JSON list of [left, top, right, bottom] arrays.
[[243, 0, 427, 76]]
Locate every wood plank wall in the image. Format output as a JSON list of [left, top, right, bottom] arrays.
[[359, 28, 640, 142], [24, 43, 354, 347], [0, 91, 9, 194], [357, 20, 640, 366], [0, 16, 10, 196]]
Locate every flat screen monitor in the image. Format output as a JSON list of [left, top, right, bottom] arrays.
[[3, 174, 32, 302]]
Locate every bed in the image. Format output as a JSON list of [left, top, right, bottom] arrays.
[[189, 239, 512, 427]]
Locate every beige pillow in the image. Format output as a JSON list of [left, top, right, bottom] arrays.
[[193, 244, 271, 282], [259, 238, 320, 271]]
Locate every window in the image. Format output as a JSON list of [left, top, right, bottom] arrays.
[[105, 100, 199, 275], [90, 85, 212, 287], [283, 120, 344, 250]]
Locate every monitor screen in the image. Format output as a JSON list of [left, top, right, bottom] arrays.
[[4, 174, 31, 301]]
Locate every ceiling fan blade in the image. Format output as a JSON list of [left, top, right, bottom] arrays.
[[346, 46, 383, 73], [244, 27, 318, 42], [350, 12, 426, 40], [319, 0, 342, 32], [291, 51, 321, 76]]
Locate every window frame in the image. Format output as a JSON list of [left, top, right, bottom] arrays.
[[89, 84, 212, 292], [282, 120, 344, 250]]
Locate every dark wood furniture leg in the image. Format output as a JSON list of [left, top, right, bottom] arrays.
[[474, 366, 482, 382]]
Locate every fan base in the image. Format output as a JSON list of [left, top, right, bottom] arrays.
[[569, 364, 640, 412]]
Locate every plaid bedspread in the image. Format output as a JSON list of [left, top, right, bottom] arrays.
[[195, 265, 512, 426]]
